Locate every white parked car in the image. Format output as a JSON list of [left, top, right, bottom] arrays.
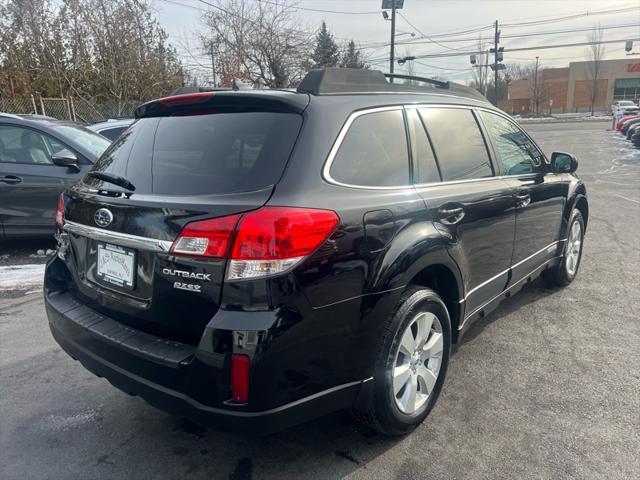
[[611, 100, 639, 115]]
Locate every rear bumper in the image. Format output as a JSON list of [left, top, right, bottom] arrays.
[[45, 288, 369, 433]]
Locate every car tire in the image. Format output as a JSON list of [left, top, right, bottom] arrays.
[[353, 287, 451, 436], [542, 209, 585, 287]]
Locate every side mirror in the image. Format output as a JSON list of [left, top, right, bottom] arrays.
[[550, 152, 578, 174], [51, 149, 79, 172]]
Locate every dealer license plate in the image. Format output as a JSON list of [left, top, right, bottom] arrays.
[[96, 243, 136, 290]]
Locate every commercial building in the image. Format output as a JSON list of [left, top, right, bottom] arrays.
[[506, 58, 640, 114]]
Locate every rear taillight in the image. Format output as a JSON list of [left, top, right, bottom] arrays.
[[170, 214, 240, 258], [228, 207, 339, 280], [170, 207, 339, 280], [231, 354, 250, 403], [55, 194, 64, 228]]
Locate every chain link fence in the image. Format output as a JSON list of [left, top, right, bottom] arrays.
[[0, 96, 141, 123]]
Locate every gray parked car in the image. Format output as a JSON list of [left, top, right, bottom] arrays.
[[0, 113, 111, 239], [87, 118, 134, 141]]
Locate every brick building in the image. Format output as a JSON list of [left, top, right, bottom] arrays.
[[505, 58, 640, 114]]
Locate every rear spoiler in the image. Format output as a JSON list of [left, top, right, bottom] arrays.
[[135, 91, 309, 118]]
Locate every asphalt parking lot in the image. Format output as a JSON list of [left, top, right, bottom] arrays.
[[1, 120, 639, 480]]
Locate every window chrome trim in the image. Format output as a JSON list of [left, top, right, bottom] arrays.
[[322, 106, 411, 190], [63, 220, 174, 252], [321, 102, 549, 190], [459, 239, 566, 303]]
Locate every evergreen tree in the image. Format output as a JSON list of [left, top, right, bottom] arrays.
[[340, 40, 366, 69], [311, 21, 340, 68]]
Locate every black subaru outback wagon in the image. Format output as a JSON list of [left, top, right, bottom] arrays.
[[45, 68, 587, 435]]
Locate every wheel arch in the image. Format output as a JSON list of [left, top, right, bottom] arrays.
[[408, 263, 463, 343]]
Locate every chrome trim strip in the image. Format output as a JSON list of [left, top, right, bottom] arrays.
[[459, 239, 566, 303], [459, 256, 561, 330], [63, 220, 174, 252]]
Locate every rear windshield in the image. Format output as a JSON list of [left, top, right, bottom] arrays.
[[83, 112, 302, 195]]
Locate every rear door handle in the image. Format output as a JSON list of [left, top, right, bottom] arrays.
[[0, 175, 22, 185], [515, 192, 531, 208], [438, 205, 465, 225]]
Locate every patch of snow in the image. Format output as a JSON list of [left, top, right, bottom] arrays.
[[40, 409, 102, 432], [0, 264, 46, 291]]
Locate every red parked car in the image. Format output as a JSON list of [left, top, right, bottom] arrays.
[[616, 114, 640, 132]]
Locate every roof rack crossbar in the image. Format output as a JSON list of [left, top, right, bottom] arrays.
[[296, 68, 487, 102], [383, 73, 449, 89]]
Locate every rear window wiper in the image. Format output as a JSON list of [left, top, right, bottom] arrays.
[[87, 172, 136, 192]]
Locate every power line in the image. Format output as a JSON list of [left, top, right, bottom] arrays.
[[255, 0, 380, 15], [397, 11, 474, 53], [404, 37, 640, 59], [387, 23, 640, 46], [501, 5, 640, 27]]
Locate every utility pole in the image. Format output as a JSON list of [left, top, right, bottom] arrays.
[[390, 5, 396, 77], [382, 0, 404, 82], [493, 20, 499, 105], [533, 56, 540, 115], [484, 48, 489, 96]]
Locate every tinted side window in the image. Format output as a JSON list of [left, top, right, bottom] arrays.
[[419, 108, 493, 181], [0, 126, 53, 165], [330, 109, 409, 187], [479, 111, 544, 175], [407, 109, 440, 184]]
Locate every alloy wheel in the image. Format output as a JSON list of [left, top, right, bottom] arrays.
[[565, 220, 582, 276], [392, 312, 444, 415]]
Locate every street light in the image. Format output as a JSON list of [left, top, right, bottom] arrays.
[[397, 56, 416, 65], [381, 0, 405, 80]]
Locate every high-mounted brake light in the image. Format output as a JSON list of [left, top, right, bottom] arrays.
[[158, 92, 215, 105], [170, 207, 339, 280], [231, 354, 250, 403], [55, 194, 65, 228]]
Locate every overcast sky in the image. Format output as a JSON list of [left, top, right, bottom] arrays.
[[151, 0, 640, 84]]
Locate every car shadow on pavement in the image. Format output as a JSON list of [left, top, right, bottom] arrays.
[[454, 277, 562, 348], [1, 278, 569, 480]]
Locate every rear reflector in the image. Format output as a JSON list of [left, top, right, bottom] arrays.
[[170, 207, 339, 280], [231, 354, 250, 403], [55, 194, 65, 228]]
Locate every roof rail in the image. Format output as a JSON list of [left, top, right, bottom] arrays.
[[296, 68, 487, 101], [384, 73, 448, 88]]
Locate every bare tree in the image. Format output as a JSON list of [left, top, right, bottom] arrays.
[[530, 57, 544, 115], [0, 0, 185, 105], [586, 25, 605, 116], [200, 0, 312, 88], [469, 36, 489, 96]]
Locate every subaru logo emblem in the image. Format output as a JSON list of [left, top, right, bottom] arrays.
[[94, 208, 113, 228]]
